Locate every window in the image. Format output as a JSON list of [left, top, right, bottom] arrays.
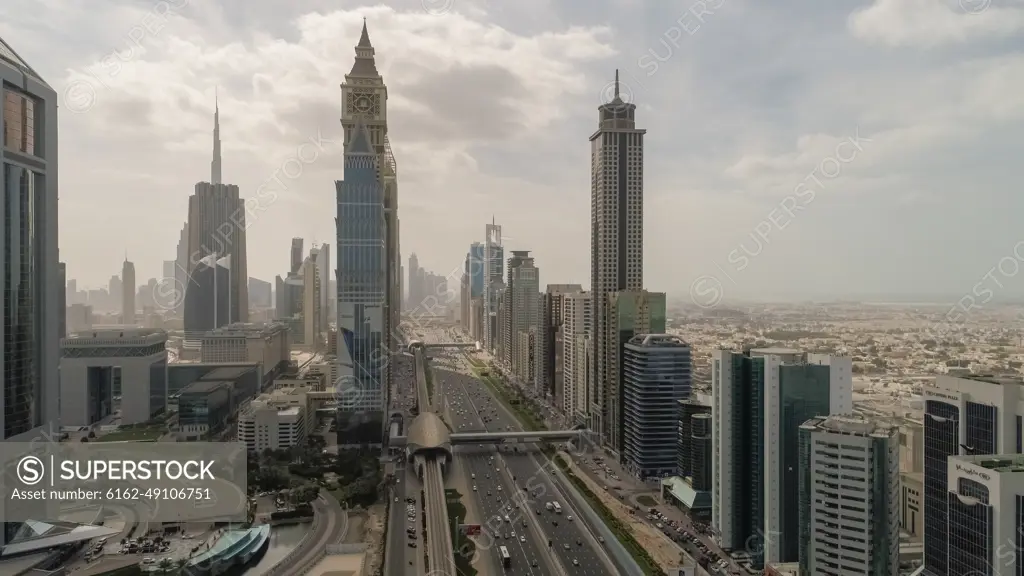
[[3, 89, 36, 155]]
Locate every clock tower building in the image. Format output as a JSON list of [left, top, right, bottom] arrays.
[[338, 19, 401, 438]]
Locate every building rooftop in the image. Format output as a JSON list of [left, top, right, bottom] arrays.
[[180, 379, 233, 395], [626, 334, 690, 347], [750, 347, 802, 356], [801, 414, 897, 438], [204, 322, 286, 337], [63, 329, 168, 345], [198, 365, 258, 381], [956, 454, 1024, 474]]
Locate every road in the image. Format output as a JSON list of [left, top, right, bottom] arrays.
[[384, 454, 426, 575], [435, 349, 618, 576]]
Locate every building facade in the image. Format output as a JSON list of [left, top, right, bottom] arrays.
[[60, 329, 168, 426], [561, 291, 591, 419], [335, 118, 386, 444], [621, 334, 691, 480], [536, 284, 582, 406], [482, 221, 503, 353], [922, 375, 1024, 576], [606, 290, 666, 454], [301, 256, 321, 348], [798, 415, 900, 576], [589, 71, 646, 448], [1, 37, 61, 456], [248, 277, 272, 309], [122, 259, 136, 324], [711, 348, 853, 569], [677, 398, 712, 483], [200, 321, 290, 379]]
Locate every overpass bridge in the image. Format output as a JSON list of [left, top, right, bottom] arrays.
[[408, 339, 480, 351], [390, 429, 587, 447]]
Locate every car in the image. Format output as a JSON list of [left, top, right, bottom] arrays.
[[563, 543, 570, 550], [598, 537, 605, 544], [567, 515, 573, 521], [472, 486, 477, 491], [520, 535, 526, 543], [408, 542, 416, 548]]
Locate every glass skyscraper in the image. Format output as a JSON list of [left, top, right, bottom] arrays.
[[1, 35, 61, 545], [335, 120, 386, 445]]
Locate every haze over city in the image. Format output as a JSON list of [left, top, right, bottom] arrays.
[[5, 0, 1024, 300]]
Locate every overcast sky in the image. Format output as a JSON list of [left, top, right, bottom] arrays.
[[4, 0, 1024, 302]]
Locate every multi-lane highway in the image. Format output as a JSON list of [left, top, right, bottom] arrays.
[[433, 348, 619, 576]]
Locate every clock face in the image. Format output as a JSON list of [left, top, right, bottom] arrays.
[[354, 95, 373, 113]]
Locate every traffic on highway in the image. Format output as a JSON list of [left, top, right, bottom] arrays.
[[427, 340, 620, 576]]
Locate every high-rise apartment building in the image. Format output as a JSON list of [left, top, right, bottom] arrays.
[[184, 99, 248, 341], [536, 284, 583, 404], [589, 71, 645, 448], [606, 290, 666, 453], [483, 220, 503, 353], [335, 117, 386, 444], [711, 348, 853, 568], [122, 258, 136, 325], [290, 237, 303, 274], [59, 262, 67, 338], [922, 374, 1024, 576], [621, 334, 691, 480], [562, 291, 591, 421], [798, 415, 899, 576]]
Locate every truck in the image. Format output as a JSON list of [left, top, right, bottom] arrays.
[[552, 502, 562, 514]]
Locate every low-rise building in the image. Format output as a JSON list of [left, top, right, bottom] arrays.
[[237, 386, 314, 452], [176, 380, 233, 441]]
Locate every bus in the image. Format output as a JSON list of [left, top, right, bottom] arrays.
[[499, 546, 511, 567]]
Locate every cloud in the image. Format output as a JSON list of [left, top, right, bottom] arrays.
[[849, 0, 1024, 48]]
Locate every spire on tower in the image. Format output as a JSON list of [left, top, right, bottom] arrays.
[[614, 69, 620, 99], [358, 18, 372, 48], [211, 88, 222, 185], [349, 19, 379, 77]]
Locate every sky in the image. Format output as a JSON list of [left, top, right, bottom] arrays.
[[4, 0, 1024, 303]]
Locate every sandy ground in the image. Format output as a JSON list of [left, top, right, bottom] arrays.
[[361, 504, 387, 575], [559, 453, 685, 572], [344, 514, 366, 544]]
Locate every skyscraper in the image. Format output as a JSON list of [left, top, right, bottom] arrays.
[[335, 118, 386, 444], [184, 97, 248, 341], [621, 334, 691, 480], [59, 262, 66, 338], [175, 221, 189, 314], [469, 242, 485, 298], [711, 348, 853, 568], [798, 415, 899, 576], [536, 285, 583, 404], [290, 237, 303, 274], [301, 256, 321, 348], [340, 20, 398, 405], [561, 291, 591, 421], [316, 243, 330, 327], [122, 258, 136, 325], [589, 70, 645, 447], [922, 374, 1024, 575], [509, 254, 539, 383], [483, 220, 503, 353], [501, 250, 531, 371], [408, 253, 420, 309], [248, 277, 272, 309], [0, 37, 61, 507]]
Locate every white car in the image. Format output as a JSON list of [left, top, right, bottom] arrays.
[[567, 515, 573, 521], [472, 486, 477, 491]]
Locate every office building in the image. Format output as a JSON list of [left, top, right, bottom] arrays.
[[60, 329, 168, 426], [67, 304, 94, 334], [469, 296, 484, 343], [516, 329, 535, 384], [606, 290, 666, 453], [711, 348, 853, 568], [340, 21, 399, 422], [184, 98, 248, 342], [301, 256, 321, 348], [237, 386, 313, 452], [469, 242, 484, 298], [590, 71, 646, 448], [942, 453, 1024, 575], [200, 321, 290, 379], [798, 415, 900, 576], [561, 292, 590, 419], [248, 277, 272, 309], [502, 251, 538, 378], [59, 262, 67, 338], [122, 258, 136, 324], [335, 117, 386, 444], [1, 37, 61, 456], [922, 374, 1024, 576], [483, 220, 503, 353], [621, 334, 691, 480], [677, 399, 712, 484], [175, 380, 232, 441]]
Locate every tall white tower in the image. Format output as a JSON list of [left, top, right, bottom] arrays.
[[589, 70, 645, 448]]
